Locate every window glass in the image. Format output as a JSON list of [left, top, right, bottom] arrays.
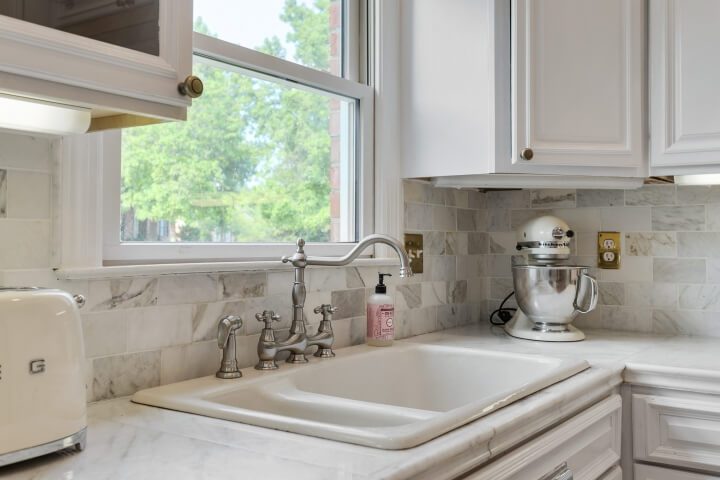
[[120, 57, 356, 244], [193, 0, 343, 76]]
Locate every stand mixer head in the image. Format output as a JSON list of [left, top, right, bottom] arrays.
[[504, 215, 598, 342], [515, 215, 574, 264]]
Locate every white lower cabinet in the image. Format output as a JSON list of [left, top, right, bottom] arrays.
[[633, 393, 720, 473], [467, 395, 621, 480], [634, 464, 718, 480]]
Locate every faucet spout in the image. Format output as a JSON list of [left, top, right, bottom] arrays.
[[287, 234, 413, 277]]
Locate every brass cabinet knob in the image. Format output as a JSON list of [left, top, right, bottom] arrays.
[[520, 148, 534, 161], [178, 75, 204, 98]]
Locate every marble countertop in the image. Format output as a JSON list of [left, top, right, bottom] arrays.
[[4, 325, 719, 480]]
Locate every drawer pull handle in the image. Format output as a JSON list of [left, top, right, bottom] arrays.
[[539, 462, 573, 480], [521, 147, 534, 161]]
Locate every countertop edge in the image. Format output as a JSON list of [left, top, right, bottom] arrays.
[[377, 366, 623, 480], [624, 362, 720, 395]]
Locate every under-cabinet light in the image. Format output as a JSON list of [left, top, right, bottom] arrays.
[[674, 175, 720, 186], [0, 92, 91, 136]]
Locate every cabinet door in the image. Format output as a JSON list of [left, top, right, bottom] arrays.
[[650, 0, 720, 173], [508, 0, 644, 175], [0, 0, 192, 122]]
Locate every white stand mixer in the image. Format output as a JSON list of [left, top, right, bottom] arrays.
[[503, 216, 599, 342]]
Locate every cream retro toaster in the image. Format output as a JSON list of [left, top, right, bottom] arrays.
[[0, 288, 87, 467]]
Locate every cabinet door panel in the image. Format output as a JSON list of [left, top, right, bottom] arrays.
[[511, 0, 644, 171], [651, 0, 720, 170], [633, 393, 720, 473]]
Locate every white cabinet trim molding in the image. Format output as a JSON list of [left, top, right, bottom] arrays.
[[625, 364, 720, 396], [0, 0, 192, 116]]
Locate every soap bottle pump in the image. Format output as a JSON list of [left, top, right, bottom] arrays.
[[367, 273, 394, 347]]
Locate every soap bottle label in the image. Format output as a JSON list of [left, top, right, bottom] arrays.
[[367, 304, 394, 340]]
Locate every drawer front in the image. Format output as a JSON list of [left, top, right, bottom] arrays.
[[468, 395, 621, 480], [633, 394, 720, 472], [635, 463, 719, 480]]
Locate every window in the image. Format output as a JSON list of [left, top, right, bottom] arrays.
[[103, 0, 372, 263], [193, 0, 344, 76]]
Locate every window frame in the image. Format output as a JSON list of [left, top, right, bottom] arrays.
[[54, 0, 405, 276], [102, 14, 374, 263]]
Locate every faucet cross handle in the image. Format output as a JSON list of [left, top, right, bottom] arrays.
[[255, 310, 281, 329], [313, 304, 338, 321]]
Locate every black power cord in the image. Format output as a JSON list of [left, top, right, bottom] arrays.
[[489, 291, 517, 326]]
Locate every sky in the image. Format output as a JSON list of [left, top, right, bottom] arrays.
[[194, 0, 316, 54]]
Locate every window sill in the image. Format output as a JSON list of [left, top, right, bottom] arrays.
[[55, 257, 400, 280]]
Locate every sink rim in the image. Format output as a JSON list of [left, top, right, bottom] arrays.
[[132, 341, 590, 449]]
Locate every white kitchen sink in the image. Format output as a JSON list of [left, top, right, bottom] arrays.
[[132, 343, 588, 449]]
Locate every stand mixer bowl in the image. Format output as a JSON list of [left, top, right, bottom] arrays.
[[512, 265, 598, 330]]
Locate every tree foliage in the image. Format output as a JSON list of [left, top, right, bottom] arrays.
[[122, 1, 336, 242]]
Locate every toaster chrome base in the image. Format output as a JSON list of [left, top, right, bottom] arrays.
[[0, 427, 86, 467]]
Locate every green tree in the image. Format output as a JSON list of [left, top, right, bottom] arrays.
[[121, 1, 337, 242]]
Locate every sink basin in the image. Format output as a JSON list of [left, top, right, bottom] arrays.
[[132, 343, 588, 449]]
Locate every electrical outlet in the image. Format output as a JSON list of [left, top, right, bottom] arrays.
[[404, 233, 424, 274], [598, 232, 621, 269]]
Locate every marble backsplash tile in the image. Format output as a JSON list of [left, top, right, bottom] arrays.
[[575, 189, 624, 208], [625, 232, 676, 257], [653, 258, 705, 283], [0, 169, 6, 217], [88, 278, 159, 311], [92, 350, 161, 401], [651, 205, 705, 231], [625, 184, 676, 206]]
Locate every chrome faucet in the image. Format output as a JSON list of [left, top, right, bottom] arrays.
[[254, 234, 413, 370]]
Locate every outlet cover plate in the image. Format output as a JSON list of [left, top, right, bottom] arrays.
[[404, 233, 424, 274], [598, 232, 621, 269]]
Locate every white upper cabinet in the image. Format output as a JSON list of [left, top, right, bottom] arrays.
[[0, 0, 194, 131], [650, 0, 720, 174], [401, 0, 647, 182], [509, 0, 644, 173]]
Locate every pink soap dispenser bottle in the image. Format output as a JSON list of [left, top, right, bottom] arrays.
[[367, 273, 394, 347]]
